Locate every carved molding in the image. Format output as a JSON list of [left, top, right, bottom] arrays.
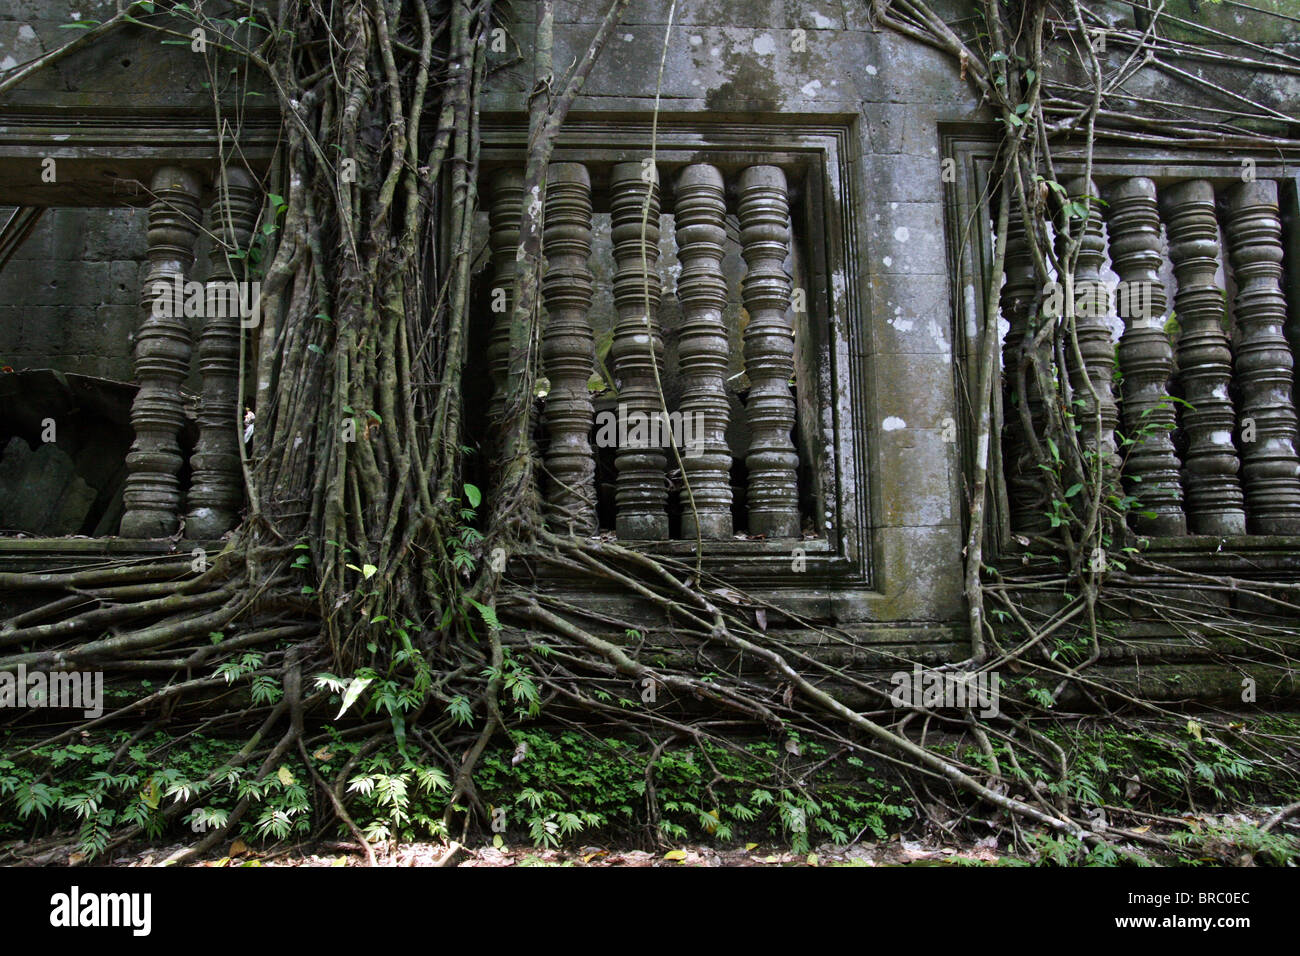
[[121, 166, 203, 538], [1161, 179, 1247, 535], [1060, 178, 1121, 479], [540, 162, 598, 535], [486, 169, 524, 447], [609, 161, 668, 539], [674, 163, 733, 540], [739, 166, 800, 539], [1222, 179, 1300, 533], [1103, 177, 1186, 535], [186, 167, 259, 539]]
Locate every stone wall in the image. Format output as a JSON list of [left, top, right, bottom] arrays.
[[0, 0, 227, 111], [478, 0, 989, 623], [1, 0, 1298, 647], [0, 206, 209, 386], [0, 206, 147, 382]]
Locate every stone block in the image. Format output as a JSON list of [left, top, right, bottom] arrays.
[[867, 273, 953, 355], [0, 436, 98, 535], [874, 425, 958, 526], [866, 201, 946, 275], [871, 351, 956, 425]]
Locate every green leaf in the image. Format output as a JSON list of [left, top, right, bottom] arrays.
[[468, 599, 500, 631], [1064, 483, 1083, 498], [337, 677, 373, 719], [463, 483, 482, 509]]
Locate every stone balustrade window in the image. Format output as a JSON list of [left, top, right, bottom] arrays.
[[955, 150, 1300, 545], [479, 159, 819, 542], [472, 119, 872, 584], [0, 120, 874, 588]]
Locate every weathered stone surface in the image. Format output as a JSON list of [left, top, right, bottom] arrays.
[[120, 165, 203, 538], [1104, 177, 1186, 535], [868, 202, 947, 276], [1059, 177, 1120, 479], [485, 169, 524, 448], [675, 163, 733, 540], [9, 0, 1300, 671], [541, 162, 598, 535], [609, 161, 669, 540], [1161, 179, 1247, 535], [0, 436, 97, 535], [867, 273, 951, 356], [0, 208, 152, 383], [875, 426, 955, 527], [739, 165, 800, 539], [186, 166, 258, 539], [1222, 179, 1300, 534]]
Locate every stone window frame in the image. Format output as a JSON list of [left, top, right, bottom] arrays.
[[478, 114, 873, 588], [942, 126, 1300, 561], [0, 109, 278, 548]]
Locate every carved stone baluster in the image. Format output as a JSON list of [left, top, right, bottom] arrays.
[[1059, 177, 1121, 480], [609, 161, 668, 539], [486, 169, 524, 441], [1103, 177, 1186, 535], [1000, 196, 1049, 534], [1222, 179, 1300, 533], [186, 168, 259, 539], [674, 164, 732, 539], [540, 163, 598, 534], [1160, 179, 1247, 535], [739, 165, 800, 539], [121, 166, 203, 538]]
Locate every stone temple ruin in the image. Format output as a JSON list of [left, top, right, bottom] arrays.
[[1, 0, 1299, 705]]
